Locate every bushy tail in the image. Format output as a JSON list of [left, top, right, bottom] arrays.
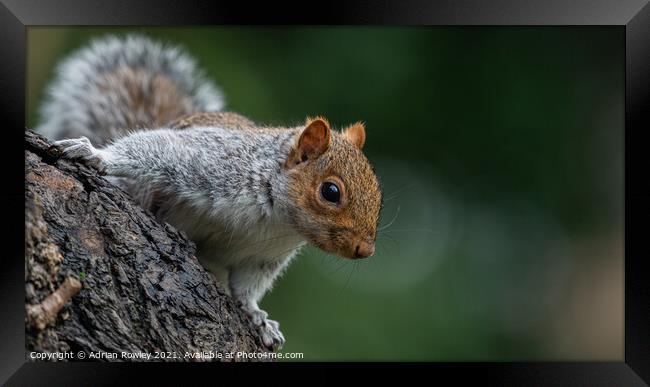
[[37, 34, 224, 146]]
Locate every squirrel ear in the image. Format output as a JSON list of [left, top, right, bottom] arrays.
[[342, 122, 366, 149], [286, 117, 331, 168]]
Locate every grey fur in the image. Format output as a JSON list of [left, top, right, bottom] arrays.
[[37, 35, 224, 146]]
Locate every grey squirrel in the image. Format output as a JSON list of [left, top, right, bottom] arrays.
[[38, 35, 383, 350]]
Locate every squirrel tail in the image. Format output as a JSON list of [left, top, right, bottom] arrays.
[[36, 34, 224, 146]]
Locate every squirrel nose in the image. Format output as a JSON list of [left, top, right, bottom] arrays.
[[354, 240, 375, 259]]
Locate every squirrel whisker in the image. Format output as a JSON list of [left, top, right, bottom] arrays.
[[378, 205, 401, 232]]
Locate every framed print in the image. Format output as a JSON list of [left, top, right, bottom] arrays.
[[1, 0, 648, 385]]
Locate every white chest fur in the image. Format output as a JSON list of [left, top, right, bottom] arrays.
[[161, 194, 306, 274]]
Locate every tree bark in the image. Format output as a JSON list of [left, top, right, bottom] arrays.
[[25, 130, 270, 362]]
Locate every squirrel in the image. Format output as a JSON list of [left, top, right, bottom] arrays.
[[38, 35, 383, 350]]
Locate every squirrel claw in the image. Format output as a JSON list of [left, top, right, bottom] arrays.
[[53, 137, 106, 172], [259, 318, 285, 351], [244, 308, 284, 350]]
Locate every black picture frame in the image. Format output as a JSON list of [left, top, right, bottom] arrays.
[[1, 0, 648, 385]]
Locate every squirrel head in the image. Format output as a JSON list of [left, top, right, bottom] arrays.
[[284, 116, 382, 259]]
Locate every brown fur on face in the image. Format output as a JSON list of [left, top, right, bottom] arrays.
[[284, 118, 382, 259]]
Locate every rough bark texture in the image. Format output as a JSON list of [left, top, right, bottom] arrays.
[[25, 129, 270, 361]]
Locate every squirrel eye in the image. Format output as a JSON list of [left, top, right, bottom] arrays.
[[321, 182, 341, 204]]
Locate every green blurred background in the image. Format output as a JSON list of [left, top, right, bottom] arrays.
[[26, 27, 624, 361]]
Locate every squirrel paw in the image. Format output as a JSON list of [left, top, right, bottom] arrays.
[[245, 308, 285, 350], [258, 318, 285, 351], [53, 137, 105, 172]]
